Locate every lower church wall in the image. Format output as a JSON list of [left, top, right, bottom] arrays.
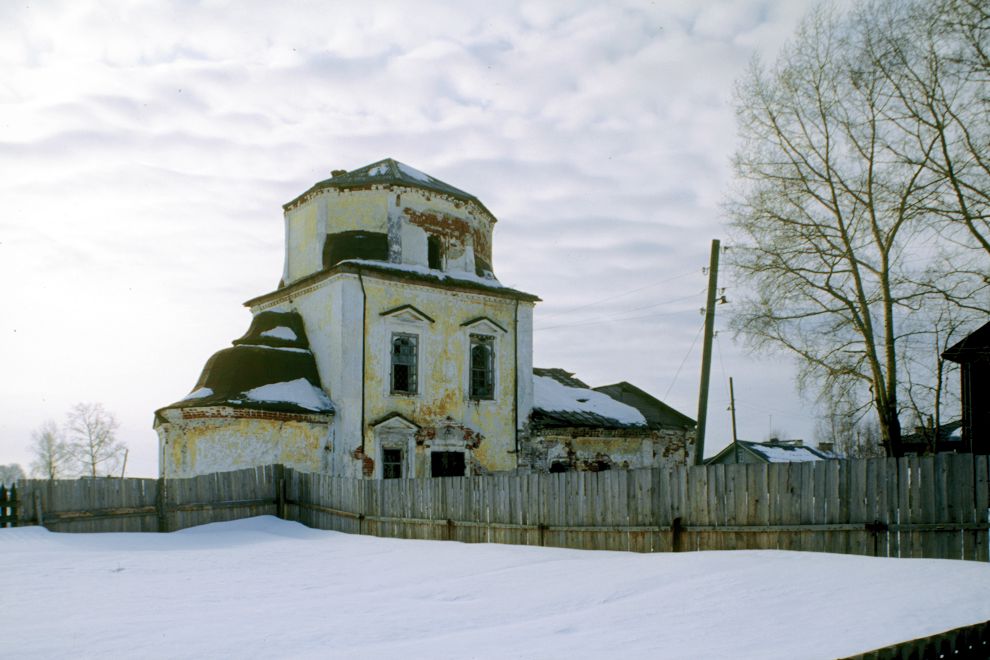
[[157, 408, 332, 478]]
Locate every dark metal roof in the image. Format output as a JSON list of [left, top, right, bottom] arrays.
[[942, 320, 990, 363], [533, 368, 590, 389], [593, 381, 696, 430], [157, 311, 333, 417], [530, 408, 641, 430], [531, 368, 646, 430], [284, 158, 495, 219], [706, 440, 834, 464]]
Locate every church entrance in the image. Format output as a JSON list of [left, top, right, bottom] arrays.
[[430, 451, 465, 478]]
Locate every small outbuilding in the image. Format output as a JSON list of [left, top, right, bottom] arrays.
[[705, 439, 835, 465], [523, 368, 695, 472], [942, 320, 990, 454]]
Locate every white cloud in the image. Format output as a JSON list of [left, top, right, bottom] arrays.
[[0, 0, 824, 475]]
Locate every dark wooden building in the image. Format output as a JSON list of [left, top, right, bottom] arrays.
[[942, 320, 990, 454]]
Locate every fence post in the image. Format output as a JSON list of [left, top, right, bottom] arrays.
[[274, 464, 286, 520], [155, 477, 168, 533], [34, 490, 43, 527]]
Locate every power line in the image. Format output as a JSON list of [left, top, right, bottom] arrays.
[[535, 288, 705, 332], [535, 304, 698, 332], [538, 268, 698, 320], [664, 319, 705, 400]]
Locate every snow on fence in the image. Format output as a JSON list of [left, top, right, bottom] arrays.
[[839, 619, 990, 660], [9, 456, 990, 561], [286, 454, 990, 562], [13, 465, 281, 533]]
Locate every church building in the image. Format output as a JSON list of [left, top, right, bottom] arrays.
[[154, 159, 694, 479]]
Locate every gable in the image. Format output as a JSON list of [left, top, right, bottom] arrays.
[[380, 304, 436, 324]]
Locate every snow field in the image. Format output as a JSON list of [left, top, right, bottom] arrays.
[[2, 516, 989, 659]]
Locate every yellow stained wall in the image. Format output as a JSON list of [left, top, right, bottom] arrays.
[[283, 186, 495, 285], [362, 277, 520, 476], [157, 410, 331, 478]]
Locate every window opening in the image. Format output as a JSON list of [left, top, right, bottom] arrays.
[[431, 451, 465, 478], [427, 235, 443, 270], [391, 333, 418, 395], [470, 335, 494, 399], [383, 448, 403, 479]]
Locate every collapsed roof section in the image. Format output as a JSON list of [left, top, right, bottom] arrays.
[[157, 311, 334, 417]]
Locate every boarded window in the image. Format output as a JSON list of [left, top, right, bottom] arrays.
[[431, 451, 465, 478], [427, 235, 443, 270], [391, 334, 418, 395], [383, 448, 403, 479], [470, 335, 494, 399], [323, 231, 389, 269]]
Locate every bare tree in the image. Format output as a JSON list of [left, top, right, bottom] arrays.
[[65, 403, 126, 478], [727, 1, 987, 456], [29, 420, 72, 479], [0, 464, 25, 485], [872, 0, 990, 255]]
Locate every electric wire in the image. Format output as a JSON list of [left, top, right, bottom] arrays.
[[664, 319, 706, 400], [535, 288, 705, 331], [538, 268, 698, 320]]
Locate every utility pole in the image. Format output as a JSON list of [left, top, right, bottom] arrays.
[[729, 377, 739, 464], [693, 238, 720, 465]]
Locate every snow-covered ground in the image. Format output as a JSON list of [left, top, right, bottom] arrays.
[[3, 517, 989, 659]]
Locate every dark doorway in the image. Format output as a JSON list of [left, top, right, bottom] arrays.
[[431, 451, 465, 478]]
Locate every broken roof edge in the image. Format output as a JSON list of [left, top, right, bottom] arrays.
[[244, 260, 540, 309], [593, 381, 696, 428], [282, 158, 498, 222]]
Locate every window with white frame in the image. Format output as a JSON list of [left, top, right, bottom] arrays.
[[391, 333, 418, 395], [469, 334, 494, 399]]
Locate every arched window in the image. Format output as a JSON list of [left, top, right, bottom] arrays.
[[391, 334, 418, 395], [469, 335, 494, 399]]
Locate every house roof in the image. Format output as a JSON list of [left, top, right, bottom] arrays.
[[533, 368, 590, 389], [900, 420, 964, 446], [593, 381, 696, 430], [942, 320, 990, 363], [706, 440, 834, 464], [157, 311, 334, 417], [531, 369, 648, 430], [245, 259, 540, 309], [283, 158, 495, 219]]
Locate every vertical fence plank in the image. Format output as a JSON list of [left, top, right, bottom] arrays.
[[14, 458, 990, 564], [974, 456, 989, 562]]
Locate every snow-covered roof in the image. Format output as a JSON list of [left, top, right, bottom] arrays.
[[284, 158, 495, 219], [708, 440, 834, 464], [244, 258, 540, 309], [747, 443, 830, 463], [158, 311, 334, 417], [532, 373, 647, 430]]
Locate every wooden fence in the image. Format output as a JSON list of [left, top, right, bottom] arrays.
[[7, 456, 990, 562], [840, 619, 990, 659], [0, 483, 16, 528], [13, 465, 282, 533], [286, 454, 990, 561]]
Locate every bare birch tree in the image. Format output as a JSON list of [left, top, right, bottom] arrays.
[[29, 420, 72, 479], [727, 1, 987, 456], [65, 403, 126, 478]]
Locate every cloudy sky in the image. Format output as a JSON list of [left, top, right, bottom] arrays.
[[1, 0, 826, 477]]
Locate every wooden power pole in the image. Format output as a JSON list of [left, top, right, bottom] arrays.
[[693, 238, 720, 465], [729, 377, 739, 464]]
